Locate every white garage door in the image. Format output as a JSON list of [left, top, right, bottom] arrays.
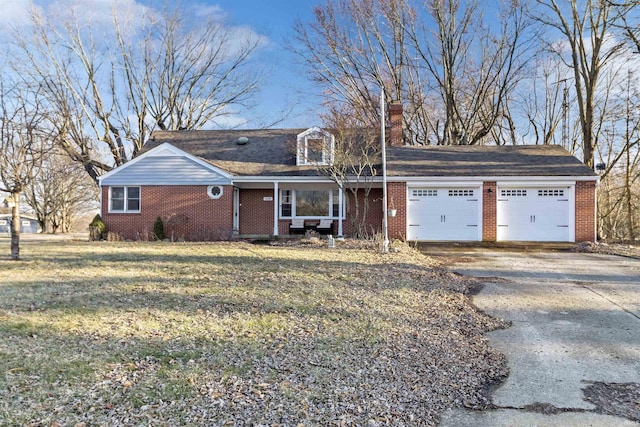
[[497, 187, 572, 242], [407, 187, 480, 241]]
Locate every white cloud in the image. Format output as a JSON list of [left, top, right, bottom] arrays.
[[45, 0, 153, 29], [191, 3, 226, 20], [206, 114, 249, 129], [0, 0, 38, 26]]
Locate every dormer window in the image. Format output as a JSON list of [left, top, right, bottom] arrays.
[[307, 138, 324, 163], [296, 127, 334, 166]]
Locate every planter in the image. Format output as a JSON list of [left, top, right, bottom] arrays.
[[388, 208, 397, 217]]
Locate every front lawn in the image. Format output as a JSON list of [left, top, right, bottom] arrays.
[[0, 240, 507, 426]]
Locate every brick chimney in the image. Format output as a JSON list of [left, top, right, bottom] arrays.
[[388, 101, 403, 146]]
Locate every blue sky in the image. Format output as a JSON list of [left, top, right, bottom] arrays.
[[0, 0, 323, 128], [227, 0, 321, 127], [195, 0, 321, 128]]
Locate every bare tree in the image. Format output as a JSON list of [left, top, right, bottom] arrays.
[[24, 151, 98, 233], [412, 0, 531, 145], [517, 56, 571, 146], [596, 69, 640, 240], [292, 0, 410, 128], [619, 4, 640, 53], [11, 2, 263, 183], [532, 0, 633, 168], [317, 106, 381, 237], [0, 79, 51, 260], [293, 0, 530, 146]]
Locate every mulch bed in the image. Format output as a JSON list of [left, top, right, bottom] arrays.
[[583, 382, 640, 422]]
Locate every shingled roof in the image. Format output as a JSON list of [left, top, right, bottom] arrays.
[[386, 144, 596, 177], [145, 129, 323, 177], [145, 129, 596, 178]]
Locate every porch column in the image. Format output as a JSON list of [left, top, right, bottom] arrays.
[[338, 187, 343, 236], [273, 182, 279, 236]]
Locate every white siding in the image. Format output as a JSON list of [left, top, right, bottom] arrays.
[[101, 156, 231, 186]]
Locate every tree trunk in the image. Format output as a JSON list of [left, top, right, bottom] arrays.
[[625, 145, 633, 240], [10, 192, 21, 261]]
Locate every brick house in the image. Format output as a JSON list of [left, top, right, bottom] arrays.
[[98, 104, 598, 242]]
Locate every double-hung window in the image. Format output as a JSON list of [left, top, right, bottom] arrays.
[[110, 186, 140, 213], [281, 190, 293, 217]]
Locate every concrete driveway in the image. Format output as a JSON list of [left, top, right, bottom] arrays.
[[431, 246, 640, 426]]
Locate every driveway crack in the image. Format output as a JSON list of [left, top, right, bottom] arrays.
[[574, 281, 640, 321]]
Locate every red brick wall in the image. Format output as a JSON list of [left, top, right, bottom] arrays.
[[387, 182, 406, 240], [101, 185, 234, 241], [101, 180, 597, 243], [575, 181, 596, 241], [342, 188, 383, 237], [483, 181, 497, 241], [239, 189, 274, 235], [279, 219, 293, 235]]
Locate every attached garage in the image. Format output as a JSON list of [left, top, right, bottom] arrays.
[[387, 145, 597, 243], [497, 185, 574, 242], [406, 185, 481, 241]]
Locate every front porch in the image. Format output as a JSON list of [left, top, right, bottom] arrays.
[[235, 180, 353, 237], [234, 181, 384, 238]]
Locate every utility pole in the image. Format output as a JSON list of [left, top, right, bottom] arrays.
[[381, 88, 389, 254]]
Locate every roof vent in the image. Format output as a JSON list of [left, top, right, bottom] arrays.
[[237, 137, 249, 145]]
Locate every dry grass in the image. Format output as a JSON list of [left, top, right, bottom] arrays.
[[0, 239, 507, 426]]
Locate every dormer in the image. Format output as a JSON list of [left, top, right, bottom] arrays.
[[296, 127, 334, 166]]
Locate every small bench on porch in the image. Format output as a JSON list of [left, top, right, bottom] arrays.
[[289, 219, 335, 235]]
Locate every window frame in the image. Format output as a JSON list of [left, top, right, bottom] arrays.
[[279, 188, 341, 219], [280, 189, 293, 217], [207, 185, 224, 199], [109, 186, 141, 213], [306, 138, 326, 163], [296, 128, 335, 166]]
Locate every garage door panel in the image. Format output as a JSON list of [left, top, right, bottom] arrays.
[[497, 187, 572, 242], [407, 187, 480, 241]]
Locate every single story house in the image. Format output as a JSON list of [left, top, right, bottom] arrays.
[[0, 214, 41, 234], [98, 104, 598, 242]]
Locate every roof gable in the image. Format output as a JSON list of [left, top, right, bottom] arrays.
[[99, 143, 232, 186]]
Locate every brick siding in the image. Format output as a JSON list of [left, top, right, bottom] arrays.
[[575, 181, 596, 241], [387, 182, 406, 240], [342, 188, 383, 237], [101, 185, 234, 241], [239, 189, 275, 235], [482, 181, 497, 241], [102, 180, 597, 242]]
